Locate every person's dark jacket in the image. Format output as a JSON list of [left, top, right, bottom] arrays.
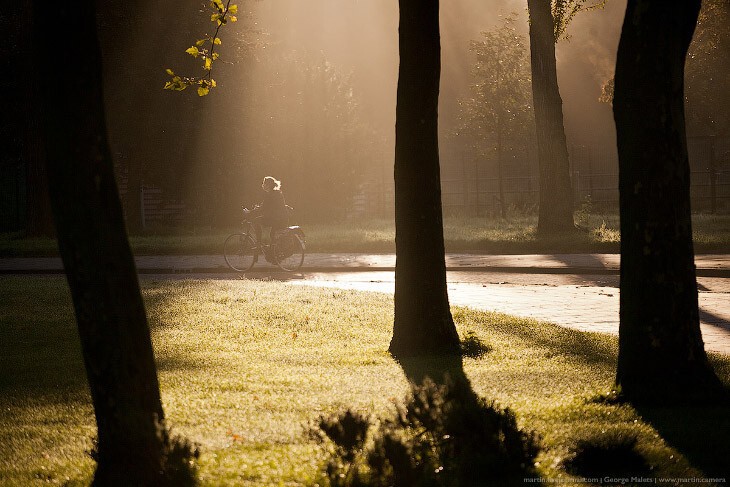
[[258, 189, 287, 229]]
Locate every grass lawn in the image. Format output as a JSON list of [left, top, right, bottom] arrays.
[[2, 213, 730, 256], [1, 277, 729, 485]]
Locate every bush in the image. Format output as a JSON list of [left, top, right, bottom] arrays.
[[315, 379, 539, 486], [565, 430, 650, 478]]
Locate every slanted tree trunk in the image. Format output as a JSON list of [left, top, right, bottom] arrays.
[[389, 0, 461, 358], [33, 2, 180, 483], [614, 0, 722, 401], [527, 0, 575, 235]]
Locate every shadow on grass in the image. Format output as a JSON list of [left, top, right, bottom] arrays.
[[390, 352, 539, 486], [486, 313, 618, 367], [631, 369, 730, 479]]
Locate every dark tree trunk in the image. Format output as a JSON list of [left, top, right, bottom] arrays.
[[527, 0, 575, 235], [20, 0, 54, 237], [389, 0, 461, 358], [33, 2, 176, 483], [124, 147, 144, 234], [614, 0, 722, 401]]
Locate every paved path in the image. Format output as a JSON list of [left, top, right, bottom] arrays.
[[3, 253, 729, 355], [289, 270, 730, 356], [3, 253, 730, 275]]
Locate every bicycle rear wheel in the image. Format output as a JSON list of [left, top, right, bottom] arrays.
[[276, 234, 305, 272], [224, 233, 257, 272]]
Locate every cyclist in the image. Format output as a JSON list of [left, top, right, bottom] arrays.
[[250, 176, 288, 245]]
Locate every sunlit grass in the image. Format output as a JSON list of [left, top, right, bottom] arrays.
[[2, 213, 730, 256], [1, 277, 729, 485]]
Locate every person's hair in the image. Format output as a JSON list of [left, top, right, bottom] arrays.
[[262, 176, 281, 191]]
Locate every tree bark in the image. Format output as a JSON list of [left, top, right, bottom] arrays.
[[613, 0, 722, 402], [527, 0, 575, 235], [389, 0, 461, 358], [20, 0, 54, 237], [33, 1, 176, 483], [124, 147, 145, 234]]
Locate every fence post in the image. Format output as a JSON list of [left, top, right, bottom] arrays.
[[140, 186, 146, 229], [710, 138, 717, 214]]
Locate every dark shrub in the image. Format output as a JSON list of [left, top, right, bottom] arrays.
[[315, 378, 539, 486]]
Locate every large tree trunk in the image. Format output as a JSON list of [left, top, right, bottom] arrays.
[[613, 0, 722, 402], [20, 0, 54, 237], [389, 0, 461, 358], [124, 147, 145, 234], [33, 2, 179, 483], [527, 0, 575, 235]]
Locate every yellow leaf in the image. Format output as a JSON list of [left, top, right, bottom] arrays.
[[210, 79, 217, 87], [204, 58, 212, 70], [165, 68, 174, 76], [198, 86, 210, 96], [185, 46, 199, 57], [229, 15, 237, 22], [228, 4, 238, 14], [213, 37, 222, 45], [212, 53, 219, 60], [211, 13, 220, 22], [163, 81, 173, 89], [195, 39, 206, 47]]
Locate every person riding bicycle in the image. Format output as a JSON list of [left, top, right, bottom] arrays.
[[249, 176, 288, 245]]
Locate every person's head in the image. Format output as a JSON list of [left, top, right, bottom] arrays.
[[262, 176, 281, 192]]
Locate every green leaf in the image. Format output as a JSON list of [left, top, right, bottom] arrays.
[[195, 39, 207, 47], [185, 46, 200, 57]]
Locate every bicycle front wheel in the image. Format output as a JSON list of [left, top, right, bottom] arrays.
[[224, 233, 257, 272], [276, 234, 305, 272]]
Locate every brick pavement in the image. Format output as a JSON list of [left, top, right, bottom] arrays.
[[3, 253, 729, 355], [290, 270, 730, 356], [2, 253, 730, 275]]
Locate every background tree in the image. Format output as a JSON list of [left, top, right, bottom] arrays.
[[457, 13, 534, 219], [527, 0, 604, 234], [389, 0, 461, 357], [613, 0, 723, 401], [32, 1, 195, 483], [528, 0, 574, 234]]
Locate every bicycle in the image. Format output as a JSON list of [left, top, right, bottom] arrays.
[[223, 207, 306, 272]]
